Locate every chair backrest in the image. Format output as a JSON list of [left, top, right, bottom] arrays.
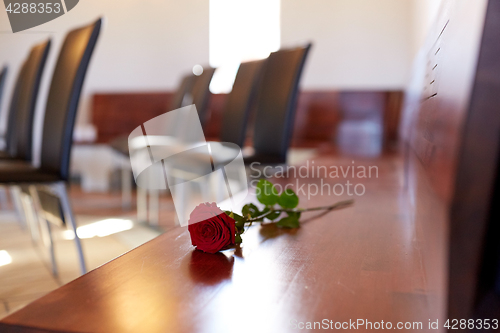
[[10, 40, 51, 161], [191, 67, 215, 126], [40, 18, 102, 180], [251, 44, 311, 164], [220, 59, 265, 147], [170, 74, 195, 111], [0, 66, 7, 128], [4, 62, 25, 155]]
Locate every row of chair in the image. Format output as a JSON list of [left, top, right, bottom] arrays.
[[0, 18, 102, 275], [112, 43, 311, 224], [111, 43, 311, 165]]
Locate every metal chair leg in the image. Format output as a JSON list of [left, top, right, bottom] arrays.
[[10, 186, 28, 230], [121, 168, 132, 210], [52, 182, 87, 275], [29, 186, 58, 277], [137, 186, 148, 223], [19, 191, 40, 243], [43, 220, 58, 277], [148, 189, 159, 226], [0, 186, 9, 210]]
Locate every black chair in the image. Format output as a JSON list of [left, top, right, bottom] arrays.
[[0, 40, 51, 161], [191, 67, 215, 126], [108, 73, 199, 157], [0, 18, 102, 274], [244, 44, 312, 165], [109, 68, 215, 217], [2, 63, 24, 157], [0, 66, 8, 150], [110, 67, 214, 155], [0, 66, 7, 124], [219, 59, 265, 148], [170, 74, 196, 110]]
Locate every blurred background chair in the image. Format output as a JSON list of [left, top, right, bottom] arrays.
[[0, 66, 7, 146], [136, 65, 213, 223], [191, 67, 215, 127], [244, 43, 312, 166], [110, 67, 215, 224], [0, 66, 8, 209], [219, 59, 265, 148], [0, 40, 51, 233], [155, 60, 266, 223], [170, 74, 196, 110], [0, 18, 102, 275], [0, 40, 50, 162], [133, 61, 267, 225], [0, 64, 25, 159], [109, 72, 200, 159]]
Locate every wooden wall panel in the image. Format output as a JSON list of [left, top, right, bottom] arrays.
[[92, 93, 173, 144], [402, 0, 500, 320], [92, 90, 403, 148]]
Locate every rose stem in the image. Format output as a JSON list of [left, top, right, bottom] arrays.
[[245, 199, 354, 223]]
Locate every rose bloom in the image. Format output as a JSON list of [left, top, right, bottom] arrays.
[[188, 202, 236, 253]]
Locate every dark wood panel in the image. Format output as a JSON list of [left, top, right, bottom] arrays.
[[92, 92, 173, 144], [402, 0, 500, 321], [92, 90, 403, 149]]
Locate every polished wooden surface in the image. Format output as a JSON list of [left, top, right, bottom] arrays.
[[0, 154, 439, 333]]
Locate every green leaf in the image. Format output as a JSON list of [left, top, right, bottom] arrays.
[[225, 211, 245, 231], [253, 207, 269, 221], [278, 189, 299, 209], [260, 207, 270, 214], [256, 179, 279, 206], [235, 219, 245, 231], [276, 216, 300, 228], [242, 203, 260, 218], [225, 210, 243, 220], [235, 233, 242, 244], [286, 211, 302, 220], [266, 210, 281, 221]]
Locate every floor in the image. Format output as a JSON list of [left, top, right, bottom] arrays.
[[0, 188, 169, 320], [0, 148, 317, 320]]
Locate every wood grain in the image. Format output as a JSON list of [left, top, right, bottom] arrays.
[[0, 154, 439, 333]]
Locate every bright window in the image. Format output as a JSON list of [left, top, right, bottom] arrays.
[[209, 0, 280, 93]]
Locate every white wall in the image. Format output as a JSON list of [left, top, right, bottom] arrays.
[[281, 0, 414, 90], [0, 0, 209, 163], [411, 0, 444, 56], [0, 0, 440, 154]]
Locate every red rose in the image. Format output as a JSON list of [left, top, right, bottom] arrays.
[[188, 202, 235, 253]]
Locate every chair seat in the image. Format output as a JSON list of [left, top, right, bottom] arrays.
[[109, 136, 129, 156], [0, 160, 60, 183]]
